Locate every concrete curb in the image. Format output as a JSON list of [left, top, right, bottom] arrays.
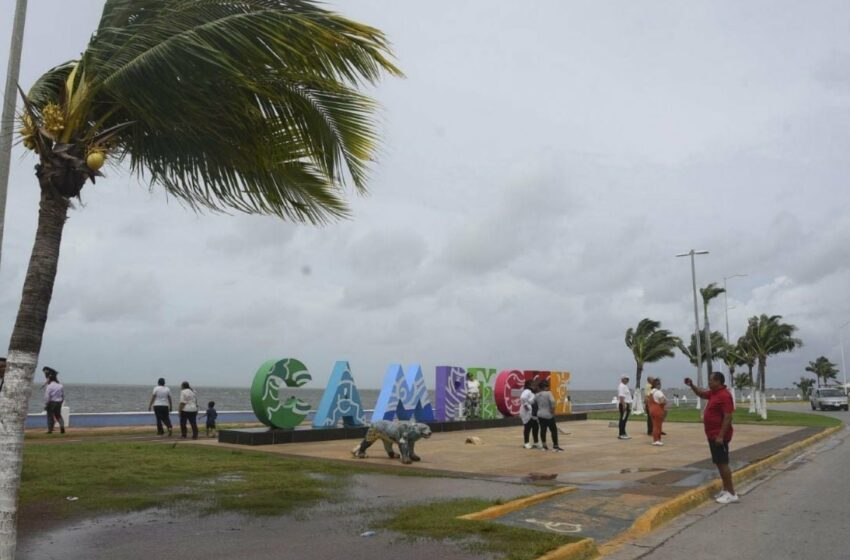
[[459, 487, 576, 521], [536, 538, 599, 560], [597, 423, 844, 557]]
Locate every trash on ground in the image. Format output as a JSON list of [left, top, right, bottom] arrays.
[[465, 436, 483, 445], [65, 496, 79, 501], [360, 531, 376, 537]]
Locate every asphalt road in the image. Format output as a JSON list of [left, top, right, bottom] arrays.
[[610, 403, 849, 559]]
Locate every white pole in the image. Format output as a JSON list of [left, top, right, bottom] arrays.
[[0, 0, 28, 271], [690, 252, 703, 390], [840, 321, 849, 396]]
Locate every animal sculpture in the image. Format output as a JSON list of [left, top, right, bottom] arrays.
[[351, 420, 432, 464]]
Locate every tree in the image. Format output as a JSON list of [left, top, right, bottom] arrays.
[[699, 283, 726, 374], [625, 318, 680, 413], [793, 376, 815, 399], [677, 331, 727, 370], [0, 2, 401, 556], [732, 372, 750, 390], [804, 356, 839, 387], [744, 314, 803, 418]]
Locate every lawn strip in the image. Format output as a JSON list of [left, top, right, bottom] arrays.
[[588, 408, 841, 428], [376, 498, 581, 560]]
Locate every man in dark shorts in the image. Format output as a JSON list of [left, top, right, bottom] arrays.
[[685, 372, 737, 503]]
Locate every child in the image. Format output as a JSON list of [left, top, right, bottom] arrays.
[[200, 401, 218, 438]]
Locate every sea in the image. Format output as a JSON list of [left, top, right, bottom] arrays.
[[26, 384, 805, 414]]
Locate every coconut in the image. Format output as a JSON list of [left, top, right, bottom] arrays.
[[86, 151, 106, 171]]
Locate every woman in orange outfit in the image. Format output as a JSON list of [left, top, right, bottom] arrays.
[[648, 378, 667, 446]]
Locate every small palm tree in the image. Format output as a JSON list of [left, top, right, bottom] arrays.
[[733, 372, 751, 390], [735, 335, 757, 387], [699, 283, 726, 373], [793, 377, 815, 399], [625, 319, 680, 409], [744, 314, 803, 418], [805, 356, 839, 387], [718, 341, 746, 376], [0, 2, 401, 556], [677, 331, 727, 371]]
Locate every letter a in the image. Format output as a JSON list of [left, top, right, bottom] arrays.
[[312, 361, 367, 428]]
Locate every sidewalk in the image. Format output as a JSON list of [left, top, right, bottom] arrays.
[[193, 417, 835, 555]]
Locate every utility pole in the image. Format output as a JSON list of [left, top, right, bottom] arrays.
[[677, 250, 709, 409], [0, 0, 29, 271]]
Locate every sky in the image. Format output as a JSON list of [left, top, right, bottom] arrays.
[[2, 1, 850, 391]]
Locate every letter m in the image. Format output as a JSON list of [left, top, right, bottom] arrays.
[[371, 364, 435, 422]]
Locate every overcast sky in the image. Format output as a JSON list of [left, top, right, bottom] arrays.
[[2, 1, 850, 391]]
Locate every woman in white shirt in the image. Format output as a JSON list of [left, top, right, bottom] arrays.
[[464, 372, 481, 419], [519, 379, 540, 449], [178, 381, 200, 439], [147, 377, 173, 436], [648, 378, 667, 446]]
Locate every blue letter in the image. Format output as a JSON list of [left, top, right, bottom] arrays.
[[312, 361, 367, 428], [372, 364, 435, 422]]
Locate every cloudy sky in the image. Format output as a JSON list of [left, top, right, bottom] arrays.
[[2, 1, 850, 391]]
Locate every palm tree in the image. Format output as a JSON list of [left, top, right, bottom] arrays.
[[677, 331, 727, 371], [625, 318, 680, 413], [744, 314, 803, 418], [699, 283, 726, 374], [718, 341, 746, 377], [0, 2, 401, 556], [732, 372, 750, 390], [805, 356, 839, 387], [793, 376, 815, 399]]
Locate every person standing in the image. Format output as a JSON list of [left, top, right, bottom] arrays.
[[617, 376, 632, 440], [536, 379, 563, 452], [201, 401, 218, 438], [648, 378, 667, 446], [178, 381, 200, 439], [685, 372, 738, 503], [464, 372, 481, 420], [43, 368, 65, 434], [148, 378, 173, 436], [520, 379, 540, 449], [644, 375, 655, 436]]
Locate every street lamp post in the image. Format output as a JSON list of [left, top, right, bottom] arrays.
[[723, 274, 748, 344], [839, 320, 850, 396], [677, 250, 709, 405]]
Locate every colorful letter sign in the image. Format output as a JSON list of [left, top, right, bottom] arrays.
[[372, 364, 435, 422], [250, 358, 312, 429], [435, 366, 467, 421], [312, 361, 367, 428]]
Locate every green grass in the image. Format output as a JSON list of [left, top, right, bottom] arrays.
[[589, 408, 842, 428], [376, 498, 582, 560], [21, 441, 355, 518]]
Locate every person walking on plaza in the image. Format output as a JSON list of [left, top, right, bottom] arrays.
[[43, 368, 65, 434], [644, 376, 655, 436], [464, 372, 481, 420], [617, 376, 632, 439], [536, 379, 563, 452], [520, 379, 540, 449], [148, 378, 173, 436], [200, 401, 218, 438], [178, 381, 200, 439], [685, 372, 738, 504], [648, 378, 667, 445]]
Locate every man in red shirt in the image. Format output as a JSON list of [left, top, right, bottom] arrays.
[[685, 371, 738, 504]]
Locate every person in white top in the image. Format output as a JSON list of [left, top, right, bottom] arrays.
[[520, 379, 540, 449], [464, 372, 481, 420], [617, 376, 633, 440], [43, 367, 65, 434], [147, 378, 173, 436], [178, 381, 200, 439]]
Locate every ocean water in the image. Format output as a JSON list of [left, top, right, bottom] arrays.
[[26, 384, 803, 414]]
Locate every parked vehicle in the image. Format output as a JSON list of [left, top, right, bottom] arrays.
[[810, 387, 849, 411]]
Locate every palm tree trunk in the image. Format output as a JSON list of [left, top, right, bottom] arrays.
[[0, 189, 68, 560], [703, 303, 713, 374], [757, 358, 767, 419], [633, 363, 644, 415]]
